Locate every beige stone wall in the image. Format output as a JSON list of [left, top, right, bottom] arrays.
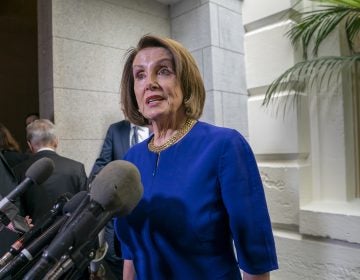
[[243, 0, 360, 279], [170, 0, 248, 136]]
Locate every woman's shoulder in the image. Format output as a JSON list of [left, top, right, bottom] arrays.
[[195, 121, 243, 138], [194, 121, 251, 152]]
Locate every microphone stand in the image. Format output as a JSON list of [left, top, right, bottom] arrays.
[[45, 241, 97, 280], [43, 211, 114, 280]]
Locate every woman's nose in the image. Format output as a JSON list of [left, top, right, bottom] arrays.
[[146, 75, 159, 91]]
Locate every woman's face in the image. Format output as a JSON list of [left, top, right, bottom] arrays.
[[132, 47, 184, 122]]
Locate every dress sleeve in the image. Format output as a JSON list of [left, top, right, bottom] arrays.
[[218, 130, 278, 274]]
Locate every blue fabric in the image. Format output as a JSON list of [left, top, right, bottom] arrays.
[[115, 121, 278, 279]]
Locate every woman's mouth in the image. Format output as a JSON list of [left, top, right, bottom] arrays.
[[146, 95, 164, 104]]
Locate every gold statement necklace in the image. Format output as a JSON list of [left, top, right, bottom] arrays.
[[148, 118, 196, 153]]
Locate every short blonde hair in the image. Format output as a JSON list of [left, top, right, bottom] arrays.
[[120, 35, 206, 126]]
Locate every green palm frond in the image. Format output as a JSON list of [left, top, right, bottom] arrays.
[[288, 1, 360, 58], [263, 0, 360, 108], [320, 0, 360, 7], [263, 55, 360, 106], [345, 11, 360, 50]]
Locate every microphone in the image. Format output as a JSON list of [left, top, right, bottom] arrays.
[[24, 160, 143, 280], [0, 216, 69, 280], [0, 157, 54, 229], [0, 193, 72, 268], [0, 192, 87, 279]]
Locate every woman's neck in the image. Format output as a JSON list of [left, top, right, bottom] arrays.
[[151, 115, 187, 147]]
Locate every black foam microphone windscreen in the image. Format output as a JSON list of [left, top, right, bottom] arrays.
[[2, 157, 55, 204], [62, 191, 89, 215], [0, 157, 55, 230], [90, 159, 143, 215], [24, 157, 55, 185]]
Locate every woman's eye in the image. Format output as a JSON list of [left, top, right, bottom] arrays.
[[135, 72, 145, 80], [158, 68, 171, 75]]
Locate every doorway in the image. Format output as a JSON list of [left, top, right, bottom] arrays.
[[0, 0, 38, 151]]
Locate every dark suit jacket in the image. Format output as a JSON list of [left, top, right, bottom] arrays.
[[13, 150, 88, 224], [0, 151, 17, 198], [1, 149, 28, 168], [89, 120, 131, 180], [0, 152, 19, 255]]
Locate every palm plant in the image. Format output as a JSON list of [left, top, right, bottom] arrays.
[[263, 0, 360, 107]]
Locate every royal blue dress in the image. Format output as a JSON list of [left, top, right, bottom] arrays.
[[115, 121, 278, 279]]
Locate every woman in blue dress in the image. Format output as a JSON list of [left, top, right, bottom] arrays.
[[115, 35, 278, 280]]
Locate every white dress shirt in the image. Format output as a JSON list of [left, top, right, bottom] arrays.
[[130, 124, 150, 147]]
